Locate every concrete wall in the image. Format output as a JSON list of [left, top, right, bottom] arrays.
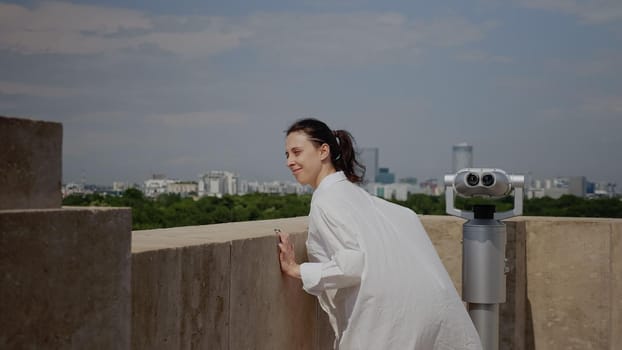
[[1, 115, 132, 349], [132, 216, 622, 350], [0, 116, 62, 210], [524, 217, 622, 350], [0, 208, 132, 349], [132, 218, 320, 350]]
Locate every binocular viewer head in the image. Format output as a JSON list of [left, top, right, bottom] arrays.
[[444, 168, 525, 220], [444, 168, 524, 199]]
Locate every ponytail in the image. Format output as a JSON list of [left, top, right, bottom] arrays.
[[332, 129, 366, 183], [286, 118, 366, 184]]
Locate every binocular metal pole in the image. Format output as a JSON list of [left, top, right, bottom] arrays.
[[444, 171, 523, 350], [462, 205, 507, 350]]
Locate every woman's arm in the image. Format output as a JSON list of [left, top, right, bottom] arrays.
[[277, 203, 365, 295]]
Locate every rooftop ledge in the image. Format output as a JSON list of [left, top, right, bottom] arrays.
[[130, 215, 622, 350]]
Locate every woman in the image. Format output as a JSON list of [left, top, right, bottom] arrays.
[[277, 118, 482, 350]]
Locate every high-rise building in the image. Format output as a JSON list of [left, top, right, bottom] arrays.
[[452, 142, 473, 173], [376, 168, 395, 184], [144, 176, 175, 197], [198, 171, 238, 197], [568, 176, 587, 198], [358, 147, 379, 183]]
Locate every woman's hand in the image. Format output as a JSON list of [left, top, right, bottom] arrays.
[[276, 230, 301, 279]]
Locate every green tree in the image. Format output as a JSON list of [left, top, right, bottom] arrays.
[[63, 190, 622, 230]]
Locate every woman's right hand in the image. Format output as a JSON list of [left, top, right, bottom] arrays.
[[276, 230, 301, 279]]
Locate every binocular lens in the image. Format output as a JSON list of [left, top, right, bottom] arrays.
[[466, 173, 479, 186], [482, 174, 495, 187]]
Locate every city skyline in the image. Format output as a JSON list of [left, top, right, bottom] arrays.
[[1, 1, 621, 186]]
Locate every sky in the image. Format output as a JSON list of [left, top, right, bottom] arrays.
[[1, 0, 621, 186]]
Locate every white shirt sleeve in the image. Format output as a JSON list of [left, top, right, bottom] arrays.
[[300, 203, 365, 296]]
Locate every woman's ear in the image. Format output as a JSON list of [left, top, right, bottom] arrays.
[[319, 143, 330, 161]]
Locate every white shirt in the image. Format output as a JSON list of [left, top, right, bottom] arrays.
[[300, 171, 482, 350]]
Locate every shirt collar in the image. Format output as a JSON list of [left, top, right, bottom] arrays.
[[316, 171, 347, 192]]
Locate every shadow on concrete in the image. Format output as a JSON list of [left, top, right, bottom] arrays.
[[525, 298, 535, 349]]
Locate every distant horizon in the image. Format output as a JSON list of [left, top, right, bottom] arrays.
[[62, 166, 617, 189]]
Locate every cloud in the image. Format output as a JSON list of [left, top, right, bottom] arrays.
[[514, 0, 622, 24], [543, 53, 622, 77], [145, 111, 251, 127], [245, 12, 495, 66], [455, 50, 514, 63], [0, 2, 495, 66], [581, 95, 622, 118], [0, 1, 250, 56], [0, 80, 80, 97]]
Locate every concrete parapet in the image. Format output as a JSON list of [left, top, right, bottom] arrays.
[[131, 215, 524, 349], [0, 116, 62, 210], [420, 216, 465, 290], [131, 217, 315, 350], [229, 234, 316, 350], [131, 215, 622, 350], [524, 217, 622, 350], [132, 243, 231, 349], [612, 222, 622, 349], [0, 207, 132, 349]]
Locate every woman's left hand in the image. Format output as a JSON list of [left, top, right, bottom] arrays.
[[277, 231, 301, 279]]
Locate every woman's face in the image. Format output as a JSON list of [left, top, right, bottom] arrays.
[[285, 131, 327, 188]]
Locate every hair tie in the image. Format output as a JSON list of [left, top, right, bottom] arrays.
[[333, 131, 341, 146], [333, 131, 342, 160]]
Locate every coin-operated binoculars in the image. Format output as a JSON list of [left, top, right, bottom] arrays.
[[444, 168, 524, 350]]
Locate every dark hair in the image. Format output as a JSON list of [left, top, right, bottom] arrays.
[[286, 118, 366, 183]]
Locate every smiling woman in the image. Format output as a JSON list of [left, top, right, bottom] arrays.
[[285, 119, 365, 188], [278, 118, 483, 350]]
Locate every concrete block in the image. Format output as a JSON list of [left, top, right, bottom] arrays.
[[131, 243, 231, 350], [525, 219, 611, 350], [229, 233, 317, 350], [0, 207, 131, 349], [500, 220, 526, 350], [0, 116, 62, 209], [131, 248, 183, 350], [131, 217, 312, 349], [612, 222, 622, 350], [421, 215, 465, 292], [179, 244, 230, 350]]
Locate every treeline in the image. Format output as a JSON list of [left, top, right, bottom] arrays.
[[63, 189, 311, 230], [63, 189, 622, 230], [391, 194, 622, 218]]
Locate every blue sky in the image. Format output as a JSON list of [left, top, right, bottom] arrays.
[[1, 0, 621, 186]]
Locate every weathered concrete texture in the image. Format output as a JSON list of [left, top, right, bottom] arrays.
[[131, 217, 313, 350], [421, 215, 465, 291], [0, 207, 131, 349], [525, 218, 614, 350], [180, 244, 230, 350], [132, 248, 183, 350], [611, 222, 622, 350], [230, 233, 317, 350], [500, 220, 527, 350], [0, 116, 62, 210], [132, 217, 309, 252], [131, 243, 230, 350]]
